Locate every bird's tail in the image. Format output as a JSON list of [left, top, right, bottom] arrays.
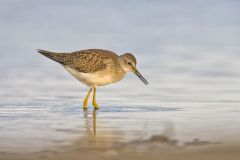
[[37, 49, 66, 65]]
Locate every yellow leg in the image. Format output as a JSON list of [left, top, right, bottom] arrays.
[[83, 88, 92, 109], [92, 87, 99, 109]]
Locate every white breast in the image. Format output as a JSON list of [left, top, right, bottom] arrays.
[[64, 66, 125, 87]]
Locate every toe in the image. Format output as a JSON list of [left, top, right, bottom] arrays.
[[92, 103, 100, 109]]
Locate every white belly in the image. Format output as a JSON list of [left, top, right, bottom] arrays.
[[64, 66, 125, 87]]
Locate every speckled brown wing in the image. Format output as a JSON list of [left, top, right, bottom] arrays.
[[38, 49, 119, 73], [62, 49, 119, 73]]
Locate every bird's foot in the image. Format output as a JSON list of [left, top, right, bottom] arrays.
[[92, 102, 100, 110]]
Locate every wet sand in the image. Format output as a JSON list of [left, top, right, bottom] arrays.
[[47, 133, 240, 160], [1, 108, 240, 160], [50, 144, 240, 160], [1, 138, 240, 160]]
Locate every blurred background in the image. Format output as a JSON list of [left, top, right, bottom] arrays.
[[1, 0, 240, 71], [0, 0, 240, 158]]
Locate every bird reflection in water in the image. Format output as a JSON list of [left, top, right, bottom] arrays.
[[81, 108, 124, 149], [83, 109, 97, 137]]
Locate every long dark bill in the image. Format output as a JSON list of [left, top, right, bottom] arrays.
[[134, 69, 148, 85]]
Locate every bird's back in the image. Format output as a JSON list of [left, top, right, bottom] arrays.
[[38, 49, 119, 73]]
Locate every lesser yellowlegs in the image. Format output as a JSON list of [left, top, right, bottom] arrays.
[[37, 49, 148, 109]]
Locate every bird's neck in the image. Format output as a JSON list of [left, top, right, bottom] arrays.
[[119, 56, 129, 73]]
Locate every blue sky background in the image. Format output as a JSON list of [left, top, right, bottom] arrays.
[[1, 0, 240, 70]]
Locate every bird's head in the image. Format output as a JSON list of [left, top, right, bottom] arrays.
[[120, 53, 148, 85]]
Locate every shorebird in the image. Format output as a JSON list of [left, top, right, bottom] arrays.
[[37, 49, 148, 109]]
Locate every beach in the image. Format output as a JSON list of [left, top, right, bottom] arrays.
[[1, 0, 240, 159]]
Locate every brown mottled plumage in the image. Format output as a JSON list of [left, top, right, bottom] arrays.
[[37, 48, 148, 109], [37, 49, 118, 73]]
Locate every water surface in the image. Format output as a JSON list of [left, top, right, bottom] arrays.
[[0, 0, 240, 158], [1, 52, 240, 155]]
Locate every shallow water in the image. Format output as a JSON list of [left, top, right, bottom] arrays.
[[1, 1, 240, 158], [1, 52, 240, 155]]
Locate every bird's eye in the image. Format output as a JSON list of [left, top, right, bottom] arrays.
[[128, 62, 132, 65]]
